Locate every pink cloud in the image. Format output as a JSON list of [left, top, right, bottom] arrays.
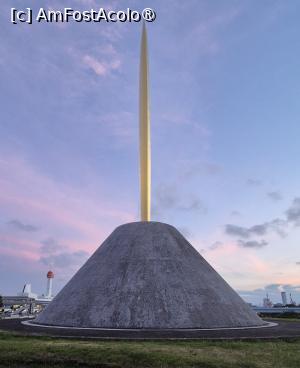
[[83, 54, 121, 76], [201, 241, 273, 289], [0, 156, 135, 255], [0, 246, 40, 262]]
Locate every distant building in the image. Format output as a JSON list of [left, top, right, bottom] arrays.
[[16, 271, 55, 302], [3, 295, 35, 307], [263, 294, 273, 308], [46, 270, 54, 298], [273, 303, 283, 307], [18, 284, 38, 299], [289, 293, 296, 306], [2, 270, 55, 314], [281, 291, 287, 305], [36, 270, 54, 303]]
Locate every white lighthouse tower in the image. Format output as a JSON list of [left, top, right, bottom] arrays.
[[46, 270, 54, 298]]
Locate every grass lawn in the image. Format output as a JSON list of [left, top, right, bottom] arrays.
[[0, 330, 300, 368]]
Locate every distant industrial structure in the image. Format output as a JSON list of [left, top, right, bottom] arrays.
[[252, 290, 300, 314], [0, 271, 55, 318], [19, 284, 38, 300], [45, 271, 54, 299], [18, 270, 54, 302], [281, 291, 287, 306], [261, 291, 298, 308], [263, 294, 273, 308]]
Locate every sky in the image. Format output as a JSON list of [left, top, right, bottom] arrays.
[[0, 0, 299, 305]]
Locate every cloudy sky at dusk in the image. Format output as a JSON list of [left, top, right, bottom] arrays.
[[0, 0, 300, 305]]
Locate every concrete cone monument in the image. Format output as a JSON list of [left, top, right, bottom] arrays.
[[35, 25, 264, 329]]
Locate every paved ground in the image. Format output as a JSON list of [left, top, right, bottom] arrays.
[[0, 318, 300, 340]]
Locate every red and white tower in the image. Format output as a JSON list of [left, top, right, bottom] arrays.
[[46, 270, 54, 298]]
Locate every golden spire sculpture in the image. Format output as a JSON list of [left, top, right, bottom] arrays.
[[139, 23, 151, 221]]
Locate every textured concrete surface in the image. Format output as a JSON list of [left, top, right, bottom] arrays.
[[35, 222, 264, 329]]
